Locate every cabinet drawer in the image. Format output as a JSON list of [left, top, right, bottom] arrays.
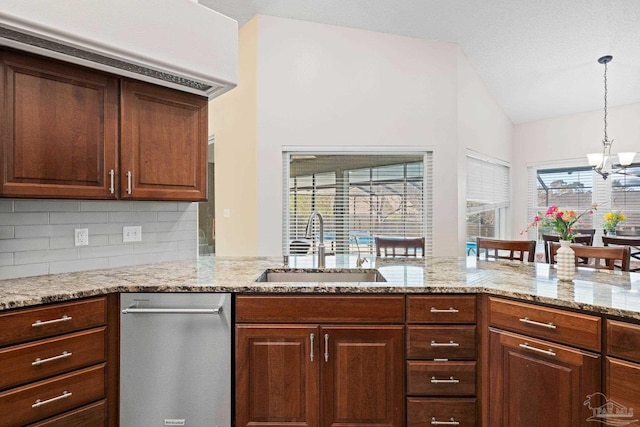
[[606, 357, 640, 414], [407, 326, 476, 359], [0, 364, 105, 427], [236, 295, 404, 323], [27, 400, 107, 427], [407, 397, 476, 427], [407, 361, 476, 396], [407, 295, 476, 324], [488, 297, 601, 351], [0, 328, 106, 390], [607, 320, 640, 363], [0, 298, 107, 347]]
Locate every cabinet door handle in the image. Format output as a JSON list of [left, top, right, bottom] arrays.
[[31, 315, 72, 327], [430, 307, 459, 313], [430, 376, 460, 384], [519, 317, 556, 329], [519, 342, 556, 357], [32, 391, 72, 408], [126, 171, 132, 195], [108, 169, 115, 194], [310, 333, 315, 362], [431, 417, 460, 425], [32, 351, 72, 366], [430, 340, 459, 347], [324, 334, 329, 362]]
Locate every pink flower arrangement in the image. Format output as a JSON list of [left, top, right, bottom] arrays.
[[521, 203, 598, 241]]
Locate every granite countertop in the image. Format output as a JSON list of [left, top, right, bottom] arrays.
[[1, 255, 640, 320]]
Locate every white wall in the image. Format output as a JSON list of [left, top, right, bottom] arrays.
[[256, 16, 461, 256], [512, 103, 640, 237], [210, 15, 514, 257], [456, 51, 513, 244]]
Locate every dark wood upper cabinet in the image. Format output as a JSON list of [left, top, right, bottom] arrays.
[[120, 80, 207, 201], [0, 49, 208, 201], [0, 50, 118, 199]]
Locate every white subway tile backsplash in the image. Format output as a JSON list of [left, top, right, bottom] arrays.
[[157, 249, 195, 262], [3, 238, 49, 252], [14, 248, 79, 265], [134, 241, 178, 254], [80, 244, 132, 259], [0, 226, 14, 239], [133, 201, 179, 212], [0, 200, 13, 212], [14, 200, 80, 212], [109, 253, 158, 268], [81, 201, 134, 212], [1, 263, 49, 280], [50, 258, 109, 274], [15, 225, 75, 238], [0, 200, 199, 279], [0, 253, 13, 266], [0, 212, 48, 225], [50, 212, 108, 224], [109, 211, 157, 223]]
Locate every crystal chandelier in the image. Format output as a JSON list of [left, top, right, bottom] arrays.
[[587, 55, 636, 180]]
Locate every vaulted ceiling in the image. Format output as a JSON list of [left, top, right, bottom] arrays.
[[200, 0, 640, 124]]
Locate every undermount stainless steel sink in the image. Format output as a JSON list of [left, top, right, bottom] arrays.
[[256, 269, 386, 283]]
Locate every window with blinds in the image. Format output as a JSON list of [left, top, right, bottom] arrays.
[[611, 164, 640, 227], [466, 155, 510, 240], [284, 153, 430, 256], [526, 165, 595, 240]]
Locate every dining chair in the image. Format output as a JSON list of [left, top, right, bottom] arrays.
[[602, 236, 640, 272], [375, 236, 425, 257], [549, 243, 631, 271], [476, 237, 536, 262], [542, 234, 593, 264]]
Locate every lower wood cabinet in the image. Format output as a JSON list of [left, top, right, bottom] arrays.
[[488, 327, 601, 427], [235, 324, 403, 427], [235, 295, 405, 427]]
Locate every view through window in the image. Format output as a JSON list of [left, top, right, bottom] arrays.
[[466, 155, 510, 242], [285, 154, 428, 256]]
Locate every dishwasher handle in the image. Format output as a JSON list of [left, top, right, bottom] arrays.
[[122, 306, 223, 315]]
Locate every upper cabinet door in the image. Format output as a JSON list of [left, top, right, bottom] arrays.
[[0, 51, 118, 199], [120, 80, 208, 201]]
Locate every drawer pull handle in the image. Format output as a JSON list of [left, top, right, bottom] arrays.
[[108, 169, 115, 194], [324, 334, 329, 362], [126, 171, 132, 195], [430, 376, 460, 384], [31, 315, 72, 327], [32, 351, 72, 366], [431, 417, 460, 425], [431, 340, 459, 347], [430, 307, 459, 313], [32, 390, 72, 408], [519, 342, 556, 357], [519, 317, 556, 329], [310, 333, 315, 362]]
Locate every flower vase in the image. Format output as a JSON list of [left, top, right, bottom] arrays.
[[556, 240, 575, 282]]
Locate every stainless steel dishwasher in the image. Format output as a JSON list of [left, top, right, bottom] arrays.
[[120, 293, 231, 427]]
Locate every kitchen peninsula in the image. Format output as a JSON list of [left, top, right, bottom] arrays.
[[1, 257, 639, 427]]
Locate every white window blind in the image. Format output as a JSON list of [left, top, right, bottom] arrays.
[[610, 164, 640, 227], [283, 153, 431, 256], [466, 154, 510, 239]]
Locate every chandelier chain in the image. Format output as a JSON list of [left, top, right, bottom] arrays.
[[603, 60, 608, 143]]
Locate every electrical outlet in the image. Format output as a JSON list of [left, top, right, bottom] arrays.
[[123, 226, 142, 243], [74, 228, 89, 246]]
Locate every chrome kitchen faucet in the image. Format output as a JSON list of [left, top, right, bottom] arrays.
[[305, 211, 326, 268]]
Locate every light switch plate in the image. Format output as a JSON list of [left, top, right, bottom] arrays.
[[74, 228, 89, 246], [123, 226, 142, 243]]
